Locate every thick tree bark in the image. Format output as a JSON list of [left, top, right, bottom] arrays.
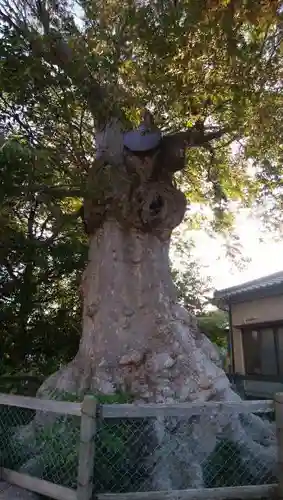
[[39, 219, 227, 401], [37, 215, 277, 490], [34, 121, 277, 491], [38, 119, 227, 401]]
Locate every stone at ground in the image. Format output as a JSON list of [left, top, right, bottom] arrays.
[[0, 483, 39, 500]]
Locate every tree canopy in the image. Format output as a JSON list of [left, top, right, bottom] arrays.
[[1, 1, 283, 227], [0, 137, 87, 375], [1, 0, 283, 375], [170, 230, 212, 314]]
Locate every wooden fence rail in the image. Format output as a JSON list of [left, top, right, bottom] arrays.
[[0, 392, 279, 500], [0, 392, 274, 417]]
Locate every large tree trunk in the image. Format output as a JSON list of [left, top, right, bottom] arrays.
[[39, 219, 227, 402], [34, 121, 277, 490], [37, 215, 276, 490], [38, 118, 227, 401]]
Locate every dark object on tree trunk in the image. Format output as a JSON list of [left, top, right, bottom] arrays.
[[78, 205, 89, 235], [123, 109, 162, 153], [123, 144, 161, 159]]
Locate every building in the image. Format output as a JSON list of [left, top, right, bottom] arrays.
[[214, 271, 283, 398]]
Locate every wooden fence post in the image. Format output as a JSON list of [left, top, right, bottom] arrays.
[[77, 395, 97, 500], [275, 393, 283, 499]]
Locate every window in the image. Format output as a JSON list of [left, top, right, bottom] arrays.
[[277, 327, 283, 371], [242, 325, 283, 377], [260, 328, 277, 376], [242, 329, 261, 375]]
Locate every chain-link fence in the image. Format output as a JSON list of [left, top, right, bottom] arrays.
[[0, 398, 277, 495], [93, 408, 277, 493], [0, 403, 80, 489]]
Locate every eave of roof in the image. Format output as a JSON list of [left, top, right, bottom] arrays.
[[213, 270, 283, 307]]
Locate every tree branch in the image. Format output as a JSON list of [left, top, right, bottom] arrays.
[[154, 123, 228, 176], [27, 198, 39, 240], [10, 184, 83, 199], [3, 258, 19, 282], [0, 280, 19, 298], [165, 125, 228, 150], [0, 0, 107, 121]]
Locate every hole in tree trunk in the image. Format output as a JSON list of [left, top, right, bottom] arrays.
[[149, 195, 163, 215]]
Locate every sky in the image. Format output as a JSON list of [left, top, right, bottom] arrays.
[[189, 211, 283, 292]]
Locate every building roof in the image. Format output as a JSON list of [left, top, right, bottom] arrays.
[[214, 270, 283, 307]]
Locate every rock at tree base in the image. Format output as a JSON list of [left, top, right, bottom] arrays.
[[0, 484, 39, 500], [28, 221, 277, 492]]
